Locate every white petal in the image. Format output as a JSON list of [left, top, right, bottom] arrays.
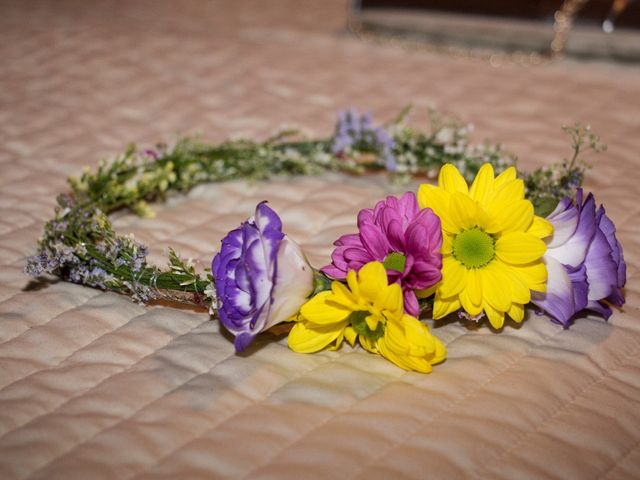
[[546, 202, 579, 248], [267, 236, 315, 329], [531, 256, 575, 326]]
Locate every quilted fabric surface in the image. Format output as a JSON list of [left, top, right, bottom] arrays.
[[1, 1, 639, 479]]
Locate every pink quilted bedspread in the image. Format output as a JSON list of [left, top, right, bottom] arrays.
[[1, 1, 639, 479]]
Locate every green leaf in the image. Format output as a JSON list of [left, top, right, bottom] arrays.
[[534, 196, 560, 218]]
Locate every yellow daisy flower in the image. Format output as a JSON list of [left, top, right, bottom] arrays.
[[288, 261, 446, 373], [417, 163, 553, 329]]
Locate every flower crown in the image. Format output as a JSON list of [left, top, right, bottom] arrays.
[[26, 108, 626, 373]]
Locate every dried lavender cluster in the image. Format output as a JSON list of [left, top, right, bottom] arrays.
[[332, 108, 397, 171], [25, 194, 157, 302]]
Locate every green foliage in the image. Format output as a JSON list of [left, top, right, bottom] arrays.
[[27, 108, 595, 308]]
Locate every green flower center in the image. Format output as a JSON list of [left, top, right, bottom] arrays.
[[348, 310, 385, 340], [452, 227, 495, 269], [383, 252, 406, 273]]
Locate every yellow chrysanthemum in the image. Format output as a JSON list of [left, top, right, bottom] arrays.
[[288, 261, 446, 373], [417, 163, 553, 329]]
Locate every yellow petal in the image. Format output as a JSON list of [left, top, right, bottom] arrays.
[[418, 183, 449, 215], [438, 163, 469, 194], [288, 321, 344, 353], [431, 335, 447, 364], [493, 166, 517, 190], [442, 234, 453, 254], [329, 329, 345, 351], [300, 291, 350, 325], [374, 283, 403, 315], [365, 314, 380, 332], [357, 261, 389, 301], [439, 256, 467, 298], [378, 337, 433, 373], [469, 163, 495, 204], [403, 315, 436, 355], [346, 269, 360, 298], [484, 302, 505, 329], [495, 261, 530, 304], [466, 268, 482, 307], [528, 216, 554, 239], [460, 287, 483, 316], [517, 261, 548, 292], [480, 263, 510, 312], [330, 280, 358, 309], [433, 295, 461, 319], [344, 326, 358, 346], [378, 315, 446, 373], [359, 335, 378, 354], [379, 341, 431, 372], [489, 199, 534, 234], [449, 192, 478, 231], [416, 284, 437, 299], [508, 302, 525, 323], [487, 179, 525, 214], [382, 317, 409, 355], [495, 232, 546, 264], [418, 184, 456, 232]]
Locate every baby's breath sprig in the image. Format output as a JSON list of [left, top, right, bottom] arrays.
[[523, 123, 606, 216]]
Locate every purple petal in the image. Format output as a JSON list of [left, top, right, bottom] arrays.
[[586, 300, 613, 320], [344, 246, 375, 264], [357, 208, 375, 228], [254, 201, 283, 233], [359, 224, 390, 259], [397, 191, 419, 224], [584, 228, 617, 301], [597, 205, 626, 292], [413, 208, 442, 253], [546, 198, 579, 248], [329, 247, 349, 271], [234, 332, 257, 352], [567, 264, 588, 312], [403, 288, 420, 317], [380, 213, 406, 252], [334, 233, 362, 247], [532, 256, 577, 328], [321, 264, 347, 279], [407, 261, 442, 289], [546, 192, 596, 267]]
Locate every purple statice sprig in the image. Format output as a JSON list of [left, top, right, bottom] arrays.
[[332, 108, 397, 172], [25, 193, 209, 306]]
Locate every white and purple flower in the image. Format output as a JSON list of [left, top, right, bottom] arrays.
[[212, 202, 314, 351], [532, 189, 626, 327]]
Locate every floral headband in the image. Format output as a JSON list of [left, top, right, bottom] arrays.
[[25, 108, 626, 373]]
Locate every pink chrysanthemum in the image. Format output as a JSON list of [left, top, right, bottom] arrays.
[[322, 192, 442, 316]]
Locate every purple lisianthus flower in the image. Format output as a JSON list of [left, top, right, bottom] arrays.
[[212, 202, 314, 351], [532, 189, 626, 327], [321, 192, 442, 316]]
